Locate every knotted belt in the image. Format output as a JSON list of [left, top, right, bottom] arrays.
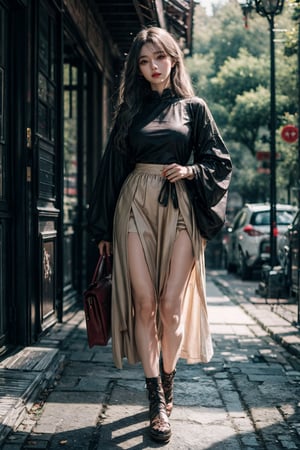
[[158, 179, 179, 209]]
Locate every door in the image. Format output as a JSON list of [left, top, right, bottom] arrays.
[[35, 0, 61, 333], [0, 1, 10, 352], [63, 31, 97, 309], [63, 49, 80, 306]]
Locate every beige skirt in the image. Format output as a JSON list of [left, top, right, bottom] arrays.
[[111, 163, 213, 369]]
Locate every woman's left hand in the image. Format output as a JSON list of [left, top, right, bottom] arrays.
[[162, 163, 194, 183]]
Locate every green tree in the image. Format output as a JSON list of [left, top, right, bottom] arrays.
[[187, 0, 298, 205], [192, 0, 269, 68], [284, 0, 300, 56], [229, 87, 289, 155], [210, 49, 269, 107]]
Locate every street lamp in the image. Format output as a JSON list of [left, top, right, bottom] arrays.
[[239, 0, 285, 268]]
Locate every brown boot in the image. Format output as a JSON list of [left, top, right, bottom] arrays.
[[161, 361, 176, 417], [145, 376, 171, 443]]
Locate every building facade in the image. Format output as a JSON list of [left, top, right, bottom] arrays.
[[0, 0, 194, 355]]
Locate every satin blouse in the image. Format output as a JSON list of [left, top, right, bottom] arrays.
[[87, 89, 232, 243]]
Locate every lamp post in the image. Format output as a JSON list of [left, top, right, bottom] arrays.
[[239, 0, 285, 268], [255, 0, 285, 269]]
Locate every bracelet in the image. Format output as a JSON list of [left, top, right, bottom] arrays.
[[191, 165, 197, 179], [186, 165, 195, 180]]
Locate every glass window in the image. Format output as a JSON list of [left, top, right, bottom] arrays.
[[253, 210, 295, 226], [0, 68, 4, 143], [253, 212, 269, 226], [233, 210, 247, 230], [63, 63, 78, 224], [276, 210, 295, 225], [293, 211, 300, 228], [0, 6, 7, 200], [39, 8, 49, 75], [38, 10, 56, 143]]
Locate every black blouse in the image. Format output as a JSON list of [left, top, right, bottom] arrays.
[[87, 90, 232, 243], [128, 89, 192, 165]]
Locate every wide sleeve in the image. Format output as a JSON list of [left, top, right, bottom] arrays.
[[87, 122, 133, 244], [189, 97, 232, 208]]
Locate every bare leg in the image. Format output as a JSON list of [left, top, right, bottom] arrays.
[[127, 232, 160, 378], [160, 230, 194, 374]]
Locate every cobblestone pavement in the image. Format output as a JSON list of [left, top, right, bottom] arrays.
[[1, 273, 300, 449]]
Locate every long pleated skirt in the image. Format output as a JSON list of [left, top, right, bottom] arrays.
[[111, 163, 213, 369]]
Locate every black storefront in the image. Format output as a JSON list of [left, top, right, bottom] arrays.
[[0, 0, 194, 356]]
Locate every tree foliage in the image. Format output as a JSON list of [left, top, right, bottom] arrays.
[[284, 0, 300, 55], [210, 49, 269, 107], [187, 0, 299, 208]]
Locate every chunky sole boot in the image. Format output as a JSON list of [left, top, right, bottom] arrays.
[[145, 376, 171, 443], [161, 360, 176, 417]]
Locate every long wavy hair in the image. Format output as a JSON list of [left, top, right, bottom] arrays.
[[113, 27, 195, 153]]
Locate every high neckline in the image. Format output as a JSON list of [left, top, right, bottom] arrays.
[[147, 88, 176, 102]]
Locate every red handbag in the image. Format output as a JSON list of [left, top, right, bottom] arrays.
[[83, 255, 112, 347]]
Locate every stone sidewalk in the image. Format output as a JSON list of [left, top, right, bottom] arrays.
[[214, 271, 300, 359], [1, 272, 300, 449]]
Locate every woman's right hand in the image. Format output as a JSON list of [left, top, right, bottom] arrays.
[[98, 241, 112, 256]]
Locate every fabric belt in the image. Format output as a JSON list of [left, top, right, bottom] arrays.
[[158, 179, 179, 209], [134, 163, 179, 209]]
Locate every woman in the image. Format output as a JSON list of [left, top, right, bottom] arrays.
[[87, 26, 232, 443]]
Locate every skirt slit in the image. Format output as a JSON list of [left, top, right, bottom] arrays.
[[111, 163, 214, 369]]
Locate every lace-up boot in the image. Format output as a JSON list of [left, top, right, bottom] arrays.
[[161, 364, 176, 417], [145, 376, 171, 442]]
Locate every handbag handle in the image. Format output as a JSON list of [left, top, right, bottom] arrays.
[[91, 255, 112, 284]]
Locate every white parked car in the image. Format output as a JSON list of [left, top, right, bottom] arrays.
[[226, 203, 297, 280]]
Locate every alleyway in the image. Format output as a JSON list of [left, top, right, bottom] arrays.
[[1, 272, 300, 449]]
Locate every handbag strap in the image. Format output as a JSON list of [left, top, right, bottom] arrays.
[[105, 254, 113, 274], [91, 255, 112, 284]]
